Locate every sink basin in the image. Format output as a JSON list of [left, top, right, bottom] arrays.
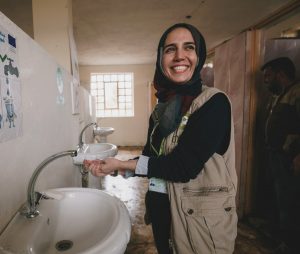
[[0, 188, 131, 254], [73, 143, 118, 165], [93, 127, 115, 143], [93, 127, 114, 137]]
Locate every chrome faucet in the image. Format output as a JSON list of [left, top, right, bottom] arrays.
[[24, 150, 77, 218], [78, 122, 97, 150]]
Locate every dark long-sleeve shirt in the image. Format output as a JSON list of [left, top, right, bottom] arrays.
[[141, 92, 231, 183]]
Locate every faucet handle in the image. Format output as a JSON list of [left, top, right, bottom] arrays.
[[34, 191, 43, 205], [32, 191, 56, 207]]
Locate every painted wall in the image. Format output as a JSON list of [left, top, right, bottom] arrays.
[[32, 0, 73, 72], [0, 12, 82, 232], [0, 0, 33, 38], [79, 64, 155, 146]]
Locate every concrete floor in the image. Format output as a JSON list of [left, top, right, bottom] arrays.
[[101, 147, 278, 254]]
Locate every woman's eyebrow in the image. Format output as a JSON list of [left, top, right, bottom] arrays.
[[164, 41, 195, 49], [163, 43, 176, 49], [184, 42, 196, 45]]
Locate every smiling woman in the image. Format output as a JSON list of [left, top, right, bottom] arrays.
[[85, 23, 238, 254]]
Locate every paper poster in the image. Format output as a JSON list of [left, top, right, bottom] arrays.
[[0, 25, 22, 143]]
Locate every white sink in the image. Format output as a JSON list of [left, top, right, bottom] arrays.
[[93, 127, 114, 137], [0, 188, 131, 254], [73, 143, 118, 165]]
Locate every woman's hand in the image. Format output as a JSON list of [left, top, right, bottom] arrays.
[[100, 157, 123, 175], [84, 158, 137, 177], [83, 159, 106, 177]]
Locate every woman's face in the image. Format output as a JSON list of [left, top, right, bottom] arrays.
[[162, 27, 198, 85]]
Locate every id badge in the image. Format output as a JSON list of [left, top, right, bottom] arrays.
[[149, 177, 167, 194]]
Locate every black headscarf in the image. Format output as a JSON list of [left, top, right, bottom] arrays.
[[152, 23, 207, 137], [154, 23, 206, 103]]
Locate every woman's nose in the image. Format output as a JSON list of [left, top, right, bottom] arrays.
[[174, 49, 185, 61]]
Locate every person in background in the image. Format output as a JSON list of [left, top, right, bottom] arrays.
[[85, 23, 238, 254], [261, 57, 300, 254]]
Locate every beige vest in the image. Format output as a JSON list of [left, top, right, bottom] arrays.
[[163, 86, 238, 254]]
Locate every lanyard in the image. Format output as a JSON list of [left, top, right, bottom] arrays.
[[148, 112, 190, 194], [150, 121, 165, 156], [150, 112, 191, 156]]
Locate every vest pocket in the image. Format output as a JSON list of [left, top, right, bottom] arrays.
[[183, 186, 229, 196], [181, 196, 237, 254]]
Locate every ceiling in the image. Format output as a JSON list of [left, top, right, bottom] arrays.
[[0, 0, 294, 66], [72, 0, 291, 66]]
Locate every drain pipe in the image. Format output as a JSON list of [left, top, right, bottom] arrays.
[[79, 164, 89, 188]]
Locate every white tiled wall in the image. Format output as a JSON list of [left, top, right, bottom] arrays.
[[0, 12, 82, 232]]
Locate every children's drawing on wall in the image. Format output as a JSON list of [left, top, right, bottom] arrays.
[[3, 78, 17, 128], [56, 67, 65, 104], [0, 25, 22, 143]]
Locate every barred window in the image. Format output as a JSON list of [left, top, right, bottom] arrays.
[[90, 73, 134, 117]]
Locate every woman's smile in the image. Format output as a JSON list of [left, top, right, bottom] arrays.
[[172, 65, 189, 72]]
